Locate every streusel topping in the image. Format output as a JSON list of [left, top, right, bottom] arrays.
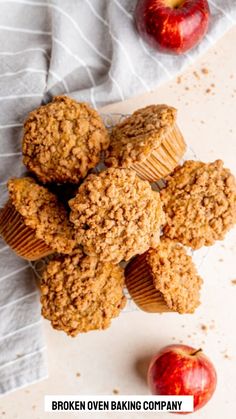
[[161, 160, 236, 249], [105, 105, 176, 167], [8, 177, 75, 253], [22, 96, 110, 183], [69, 168, 164, 263], [41, 249, 126, 336], [147, 239, 202, 314]]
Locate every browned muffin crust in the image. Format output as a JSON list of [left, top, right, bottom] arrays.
[[161, 160, 236, 249], [105, 105, 176, 167], [8, 177, 75, 254], [146, 239, 203, 314], [40, 249, 126, 336], [22, 96, 110, 183], [69, 168, 164, 263]]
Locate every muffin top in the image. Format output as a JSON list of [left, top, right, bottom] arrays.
[[105, 105, 176, 167], [146, 239, 203, 314], [40, 249, 126, 336], [8, 177, 75, 254], [69, 168, 164, 263], [161, 160, 236, 249], [22, 96, 110, 183]]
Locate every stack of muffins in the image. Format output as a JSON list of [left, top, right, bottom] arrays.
[[0, 96, 236, 337]]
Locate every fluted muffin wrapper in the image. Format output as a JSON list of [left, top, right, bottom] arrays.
[[0, 200, 53, 261], [131, 124, 186, 182], [125, 252, 172, 313]]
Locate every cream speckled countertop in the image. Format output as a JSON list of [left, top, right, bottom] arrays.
[[1, 26, 236, 419]]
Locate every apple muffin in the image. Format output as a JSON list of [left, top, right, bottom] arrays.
[[22, 95, 110, 184], [125, 238, 203, 314], [40, 249, 126, 336], [105, 105, 186, 182], [69, 168, 164, 263], [0, 177, 75, 260], [161, 160, 236, 249]]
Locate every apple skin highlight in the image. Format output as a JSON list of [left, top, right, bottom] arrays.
[[147, 344, 217, 413], [135, 0, 210, 54]]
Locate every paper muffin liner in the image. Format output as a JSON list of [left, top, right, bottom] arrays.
[[125, 252, 172, 313], [0, 200, 53, 261], [131, 124, 186, 182]]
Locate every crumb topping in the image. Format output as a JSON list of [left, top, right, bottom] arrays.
[[40, 249, 126, 336], [161, 160, 236, 249], [147, 239, 203, 314], [69, 168, 164, 263], [105, 105, 176, 167], [22, 96, 110, 183], [8, 177, 75, 253]]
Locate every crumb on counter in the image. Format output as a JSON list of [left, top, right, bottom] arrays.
[[201, 324, 208, 332], [201, 68, 209, 75], [113, 389, 119, 395]]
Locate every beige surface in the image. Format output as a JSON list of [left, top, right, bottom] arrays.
[[1, 26, 236, 419]]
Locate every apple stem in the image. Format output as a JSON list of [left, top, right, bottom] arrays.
[[166, 0, 185, 8], [191, 348, 202, 356]]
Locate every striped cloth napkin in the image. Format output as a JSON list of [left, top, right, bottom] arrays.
[[0, 0, 235, 396]]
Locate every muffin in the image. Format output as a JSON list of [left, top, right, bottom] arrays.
[[69, 168, 164, 264], [0, 177, 75, 260], [125, 238, 203, 314], [105, 105, 186, 182], [161, 160, 236, 249], [40, 249, 126, 336], [22, 95, 110, 184]]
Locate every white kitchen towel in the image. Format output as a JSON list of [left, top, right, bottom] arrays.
[[0, 0, 235, 395]]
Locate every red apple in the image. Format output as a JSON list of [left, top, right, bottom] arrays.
[[135, 0, 210, 54], [148, 344, 217, 413]]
